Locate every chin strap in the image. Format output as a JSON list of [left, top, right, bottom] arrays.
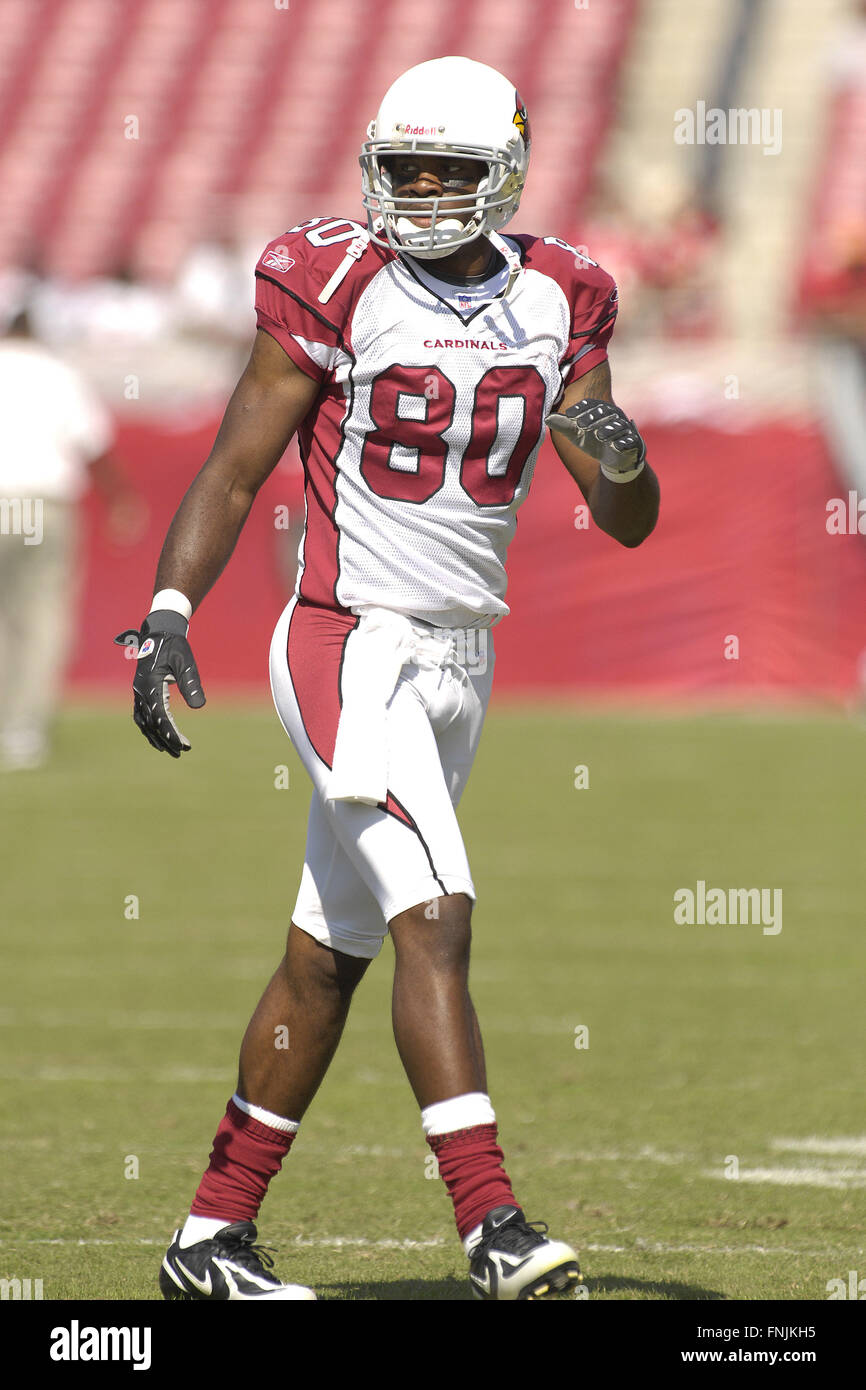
[[318, 232, 371, 304], [488, 231, 522, 295]]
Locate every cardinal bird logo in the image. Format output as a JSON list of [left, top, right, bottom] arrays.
[[513, 93, 529, 142]]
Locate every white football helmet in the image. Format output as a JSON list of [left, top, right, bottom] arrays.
[[360, 56, 531, 260]]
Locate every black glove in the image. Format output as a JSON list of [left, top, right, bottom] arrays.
[[114, 610, 205, 757], [545, 398, 646, 479]]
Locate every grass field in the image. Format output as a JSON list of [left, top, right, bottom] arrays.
[[1, 699, 864, 1302]]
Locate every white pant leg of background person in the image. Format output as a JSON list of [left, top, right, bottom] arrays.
[[0, 496, 78, 768], [269, 596, 494, 959], [813, 334, 866, 497], [814, 334, 866, 697]]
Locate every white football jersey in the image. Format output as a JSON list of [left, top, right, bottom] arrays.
[[255, 217, 617, 628]]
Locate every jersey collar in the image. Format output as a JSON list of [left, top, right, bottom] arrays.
[[400, 233, 522, 325]]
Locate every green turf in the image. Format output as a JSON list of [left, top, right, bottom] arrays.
[[1, 700, 864, 1301]]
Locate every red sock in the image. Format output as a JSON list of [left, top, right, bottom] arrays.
[[190, 1098, 296, 1223], [427, 1123, 519, 1240]]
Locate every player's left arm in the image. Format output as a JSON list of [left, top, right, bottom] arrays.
[[547, 360, 659, 548]]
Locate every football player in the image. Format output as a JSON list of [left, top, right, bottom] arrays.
[[120, 56, 659, 1301]]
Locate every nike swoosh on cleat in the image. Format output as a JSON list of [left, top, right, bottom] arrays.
[[216, 1258, 283, 1298], [175, 1258, 213, 1296], [160, 1257, 187, 1293], [495, 1254, 534, 1275]]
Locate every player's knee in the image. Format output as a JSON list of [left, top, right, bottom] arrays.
[[389, 892, 473, 971], [284, 922, 371, 999], [392, 891, 472, 932]]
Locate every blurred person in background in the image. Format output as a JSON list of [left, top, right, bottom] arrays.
[[0, 304, 142, 770], [809, 217, 866, 490], [174, 228, 256, 361], [582, 166, 719, 340], [806, 1, 866, 502], [29, 260, 175, 350]]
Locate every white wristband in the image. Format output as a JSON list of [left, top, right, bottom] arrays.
[[600, 458, 646, 485], [150, 588, 193, 621]]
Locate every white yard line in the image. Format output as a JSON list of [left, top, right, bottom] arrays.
[[710, 1166, 866, 1189], [0, 1236, 853, 1259], [0, 1235, 446, 1250], [585, 1240, 854, 1258], [772, 1137, 866, 1156], [0, 1068, 231, 1083], [0, 1008, 575, 1036]]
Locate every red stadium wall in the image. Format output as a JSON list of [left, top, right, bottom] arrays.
[[71, 414, 866, 702]]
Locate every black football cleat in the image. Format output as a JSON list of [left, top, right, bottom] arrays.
[[159, 1220, 316, 1300], [468, 1204, 581, 1300]]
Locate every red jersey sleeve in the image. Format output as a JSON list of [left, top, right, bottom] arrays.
[[515, 234, 619, 388], [254, 219, 367, 381], [560, 270, 618, 387]]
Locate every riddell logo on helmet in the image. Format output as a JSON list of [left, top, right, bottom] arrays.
[[395, 123, 446, 136]]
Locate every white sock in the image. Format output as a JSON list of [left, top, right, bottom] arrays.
[[420, 1091, 496, 1137], [231, 1092, 300, 1134], [178, 1214, 234, 1248]]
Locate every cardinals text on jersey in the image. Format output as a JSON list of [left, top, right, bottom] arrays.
[[255, 217, 617, 629]]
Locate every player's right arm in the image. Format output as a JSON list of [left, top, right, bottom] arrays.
[[119, 329, 319, 757], [153, 328, 319, 609]]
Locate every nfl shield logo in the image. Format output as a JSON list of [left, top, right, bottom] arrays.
[[458, 293, 472, 312]]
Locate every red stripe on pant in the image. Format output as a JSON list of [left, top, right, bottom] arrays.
[[285, 600, 414, 829], [286, 598, 357, 769], [190, 1099, 296, 1223], [427, 1123, 519, 1240]]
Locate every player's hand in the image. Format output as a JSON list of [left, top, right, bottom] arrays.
[[545, 398, 646, 479], [114, 610, 206, 757]]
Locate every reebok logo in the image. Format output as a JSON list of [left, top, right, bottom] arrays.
[[262, 250, 296, 273]]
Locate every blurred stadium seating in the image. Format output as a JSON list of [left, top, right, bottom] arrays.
[[0, 0, 635, 278], [2, 0, 866, 704]]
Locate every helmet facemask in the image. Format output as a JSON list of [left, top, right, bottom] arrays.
[[360, 139, 522, 260]]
